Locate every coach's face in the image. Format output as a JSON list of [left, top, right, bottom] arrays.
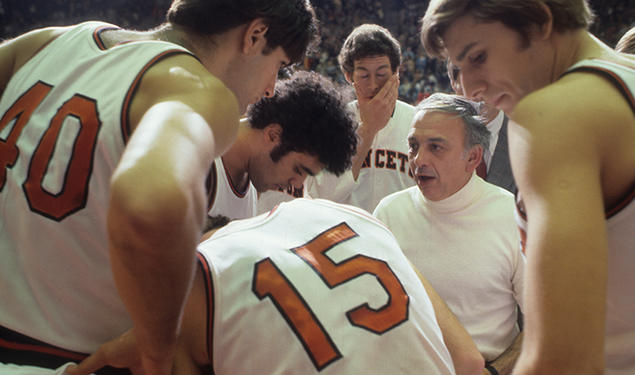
[[407, 111, 479, 201], [441, 14, 553, 113]]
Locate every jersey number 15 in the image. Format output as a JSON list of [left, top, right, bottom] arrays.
[[253, 222, 410, 371]]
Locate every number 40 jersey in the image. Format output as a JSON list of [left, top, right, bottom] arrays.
[[0, 22, 192, 352], [197, 198, 456, 374]]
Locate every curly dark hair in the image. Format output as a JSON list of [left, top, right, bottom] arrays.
[[247, 71, 357, 176], [167, 0, 319, 63]]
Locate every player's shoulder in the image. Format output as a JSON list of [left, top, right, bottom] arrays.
[[2, 25, 74, 75], [395, 99, 417, 119], [512, 70, 631, 139], [136, 51, 239, 120]]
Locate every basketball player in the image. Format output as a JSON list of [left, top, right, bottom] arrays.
[[206, 70, 357, 220], [305, 24, 417, 213], [0, 1, 318, 374], [421, 1, 635, 373], [68, 198, 485, 375]]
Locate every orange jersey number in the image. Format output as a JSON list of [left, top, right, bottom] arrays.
[[0, 81, 101, 220], [252, 222, 409, 370]]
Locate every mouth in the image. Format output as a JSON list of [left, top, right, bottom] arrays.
[[415, 175, 436, 185]]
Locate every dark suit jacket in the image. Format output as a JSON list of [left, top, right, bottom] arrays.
[[486, 115, 516, 194]]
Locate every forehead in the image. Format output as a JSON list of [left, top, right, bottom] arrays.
[[409, 111, 465, 140], [442, 14, 506, 64], [353, 55, 391, 71]]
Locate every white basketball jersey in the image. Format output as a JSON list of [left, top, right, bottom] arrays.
[[306, 100, 416, 213], [197, 198, 456, 375], [206, 157, 257, 220], [0, 22, 192, 353]]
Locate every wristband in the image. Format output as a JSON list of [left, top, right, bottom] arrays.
[[485, 363, 499, 375]]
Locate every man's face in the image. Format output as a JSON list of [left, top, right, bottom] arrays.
[[407, 111, 477, 201], [249, 147, 323, 193], [442, 14, 551, 113], [447, 59, 500, 122], [349, 55, 393, 99]]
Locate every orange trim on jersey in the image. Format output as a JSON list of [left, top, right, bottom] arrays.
[[0, 337, 85, 361], [606, 185, 635, 219], [92, 26, 120, 51], [221, 157, 249, 198], [119, 49, 194, 144], [196, 252, 215, 370]]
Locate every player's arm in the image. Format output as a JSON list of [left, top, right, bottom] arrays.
[[350, 73, 399, 180], [0, 26, 70, 96], [411, 262, 485, 375], [507, 76, 627, 374], [173, 264, 210, 374], [65, 258, 212, 375], [107, 55, 239, 375]]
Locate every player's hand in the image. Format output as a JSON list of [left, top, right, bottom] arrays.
[[355, 73, 399, 136], [65, 328, 166, 375]]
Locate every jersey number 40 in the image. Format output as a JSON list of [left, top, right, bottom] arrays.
[[0, 81, 101, 221], [253, 222, 410, 371]]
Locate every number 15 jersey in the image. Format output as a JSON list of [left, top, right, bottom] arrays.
[[197, 198, 455, 374]]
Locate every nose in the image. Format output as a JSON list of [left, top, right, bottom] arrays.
[[369, 76, 380, 94], [263, 71, 277, 98], [410, 149, 429, 171], [461, 72, 486, 102]]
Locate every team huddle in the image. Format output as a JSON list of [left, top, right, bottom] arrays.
[[0, 0, 633, 374]]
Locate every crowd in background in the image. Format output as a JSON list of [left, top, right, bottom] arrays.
[[1, 0, 632, 105]]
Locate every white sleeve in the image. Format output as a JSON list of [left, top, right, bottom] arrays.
[[305, 169, 356, 203]]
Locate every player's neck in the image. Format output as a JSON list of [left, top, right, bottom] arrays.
[[550, 29, 609, 81]]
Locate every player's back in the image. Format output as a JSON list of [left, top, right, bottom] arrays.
[[197, 198, 455, 374], [0, 21, 191, 353]]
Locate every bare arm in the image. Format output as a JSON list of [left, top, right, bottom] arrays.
[[108, 56, 239, 375], [350, 73, 399, 180], [412, 262, 485, 375], [507, 75, 633, 374], [66, 259, 212, 375]]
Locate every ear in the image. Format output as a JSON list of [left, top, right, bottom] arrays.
[[242, 18, 270, 54], [537, 2, 554, 40], [263, 123, 283, 145], [466, 145, 483, 172], [344, 71, 354, 84]]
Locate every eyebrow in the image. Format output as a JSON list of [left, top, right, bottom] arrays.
[[425, 137, 449, 145], [456, 41, 478, 62], [355, 64, 391, 72]]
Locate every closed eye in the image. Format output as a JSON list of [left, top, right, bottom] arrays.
[[469, 52, 486, 65]]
